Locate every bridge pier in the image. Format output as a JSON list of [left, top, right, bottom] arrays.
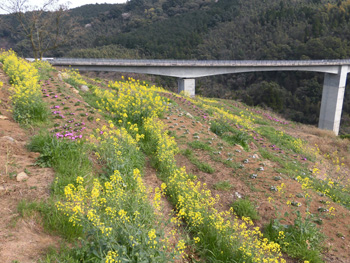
[[178, 78, 195, 97], [319, 66, 348, 135]]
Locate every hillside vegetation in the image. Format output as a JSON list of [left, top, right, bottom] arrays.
[[1, 0, 350, 133], [1, 49, 350, 262]]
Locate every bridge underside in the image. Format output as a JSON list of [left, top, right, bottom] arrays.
[[51, 61, 349, 135]]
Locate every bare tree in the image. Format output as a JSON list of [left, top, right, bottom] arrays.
[[1, 0, 77, 60]]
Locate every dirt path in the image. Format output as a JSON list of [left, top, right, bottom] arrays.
[[0, 68, 58, 263]]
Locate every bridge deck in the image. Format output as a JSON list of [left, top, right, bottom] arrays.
[[49, 58, 350, 67]]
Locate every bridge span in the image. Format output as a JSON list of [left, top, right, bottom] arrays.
[[48, 58, 350, 135]]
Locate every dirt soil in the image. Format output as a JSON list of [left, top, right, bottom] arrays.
[[0, 69, 58, 263]]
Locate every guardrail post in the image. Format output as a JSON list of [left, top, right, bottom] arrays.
[[178, 78, 195, 97], [318, 65, 348, 135]]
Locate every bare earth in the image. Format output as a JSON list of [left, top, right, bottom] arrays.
[[0, 69, 57, 263]]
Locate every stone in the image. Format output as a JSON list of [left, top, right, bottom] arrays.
[[1, 136, 15, 142], [252, 154, 259, 159], [16, 172, 29, 182], [235, 192, 242, 199], [0, 115, 8, 120], [186, 112, 194, 118], [72, 89, 79, 94], [235, 144, 244, 151], [79, 85, 89, 92]]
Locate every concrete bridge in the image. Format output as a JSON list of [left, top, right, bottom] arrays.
[[48, 58, 350, 135]]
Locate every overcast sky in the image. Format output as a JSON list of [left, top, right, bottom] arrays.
[[0, 0, 127, 14]]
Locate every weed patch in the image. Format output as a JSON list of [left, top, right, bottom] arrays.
[[213, 180, 233, 191], [181, 148, 215, 174], [264, 211, 325, 263], [231, 198, 260, 221], [27, 132, 92, 195]]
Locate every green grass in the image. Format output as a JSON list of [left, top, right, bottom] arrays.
[[39, 243, 82, 263], [181, 148, 215, 174], [188, 140, 213, 151], [231, 198, 260, 221], [210, 120, 250, 151], [13, 97, 50, 126], [263, 211, 325, 263], [257, 126, 311, 159], [27, 132, 92, 196], [213, 180, 233, 191], [17, 200, 82, 241]]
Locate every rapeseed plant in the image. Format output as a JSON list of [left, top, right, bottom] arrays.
[[0, 50, 49, 124]]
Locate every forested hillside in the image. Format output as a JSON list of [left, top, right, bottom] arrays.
[[2, 0, 350, 133]]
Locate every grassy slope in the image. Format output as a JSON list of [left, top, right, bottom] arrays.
[[1, 59, 350, 262]]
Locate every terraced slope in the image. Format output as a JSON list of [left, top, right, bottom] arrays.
[[0, 51, 349, 263]]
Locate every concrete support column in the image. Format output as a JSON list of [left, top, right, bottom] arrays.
[[178, 78, 195, 97], [318, 66, 348, 135]]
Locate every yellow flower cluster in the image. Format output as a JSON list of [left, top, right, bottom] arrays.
[[93, 78, 168, 124], [58, 168, 182, 261], [62, 68, 88, 87], [143, 116, 179, 172], [178, 93, 254, 129], [297, 176, 312, 190], [0, 50, 48, 123], [105, 251, 121, 263]]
